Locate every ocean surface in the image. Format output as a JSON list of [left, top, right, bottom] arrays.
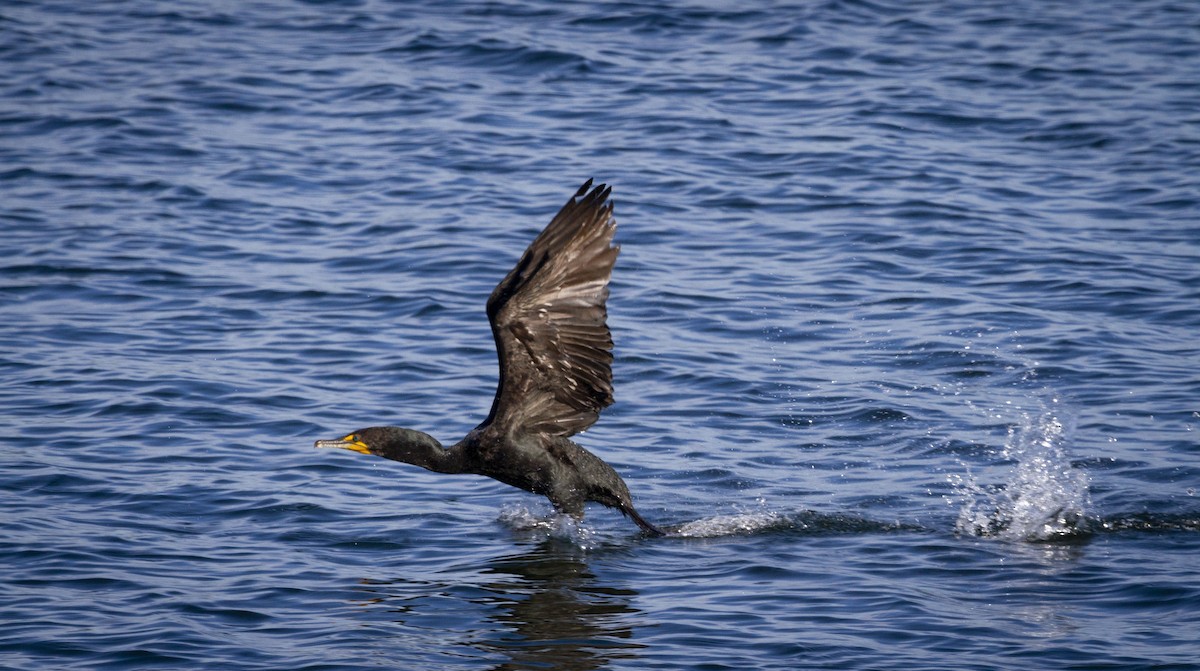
[[2, 1, 1199, 669]]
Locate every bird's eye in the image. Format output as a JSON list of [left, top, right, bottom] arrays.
[[344, 433, 358, 442]]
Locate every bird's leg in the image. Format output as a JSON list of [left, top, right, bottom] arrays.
[[550, 495, 586, 526]]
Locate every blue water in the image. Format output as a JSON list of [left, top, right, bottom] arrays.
[[3, 1, 1199, 669]]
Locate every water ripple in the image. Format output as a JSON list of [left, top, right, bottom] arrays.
[[3, 0, 1200, 669]]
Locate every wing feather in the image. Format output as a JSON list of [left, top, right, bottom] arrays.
[[482, 180, 619, 437]]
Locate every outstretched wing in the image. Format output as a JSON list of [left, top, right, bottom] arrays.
[[481, 179, 619, 437]]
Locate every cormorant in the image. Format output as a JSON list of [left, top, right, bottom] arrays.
[[315, 180, 664, 536]]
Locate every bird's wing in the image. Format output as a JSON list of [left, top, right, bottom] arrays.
[[481, 179, 619, 437]]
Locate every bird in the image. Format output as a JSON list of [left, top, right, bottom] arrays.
[[315, 179, 664, 536]]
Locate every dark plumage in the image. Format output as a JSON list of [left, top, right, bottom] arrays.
[[315, 180, 663, 536]]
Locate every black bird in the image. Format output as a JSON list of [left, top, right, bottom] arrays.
[[316, 180, 663, 536]]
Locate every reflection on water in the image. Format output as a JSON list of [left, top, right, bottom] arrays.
[[479, 548, 644, 671], [354, 543, 644, 671]]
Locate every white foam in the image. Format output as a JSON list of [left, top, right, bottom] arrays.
[[673, 499, 787, 538], [496, 502, 597, 546]]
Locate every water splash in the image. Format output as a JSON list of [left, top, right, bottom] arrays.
[[497, 502, 598, 546], [673, 499, 787, 538], [950, 411, 1091, 541], [498, 499, 792, 541]]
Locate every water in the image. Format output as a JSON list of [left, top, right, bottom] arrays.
[[2, 0, 1199, 668]]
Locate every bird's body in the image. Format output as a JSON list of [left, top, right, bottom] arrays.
[[316, 180, 663, 535]]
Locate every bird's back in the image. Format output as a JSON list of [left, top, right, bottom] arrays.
[[455, 427, 634, 518]]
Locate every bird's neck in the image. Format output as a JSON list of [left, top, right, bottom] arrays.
[[420, 442, 466, 474], [381, 429, 465, 474]]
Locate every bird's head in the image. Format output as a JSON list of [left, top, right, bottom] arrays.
[[315, 426, 447, 469]]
